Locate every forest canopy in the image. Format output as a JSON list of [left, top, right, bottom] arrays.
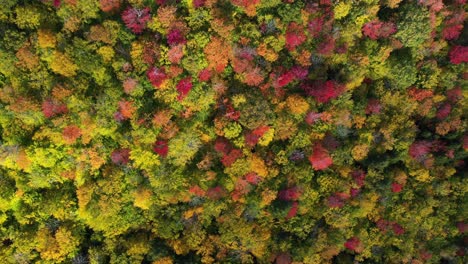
[[0, 0, 467, 263]]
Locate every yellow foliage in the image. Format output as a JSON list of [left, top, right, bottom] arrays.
[[386, 0, 402, 8], [334, 2, 351, 20], [97, 46, 115, 63], [286, 94, 309, 115], [38, 29, 56, 48], [16, 149, 31, 171], [36, 227, 79, 262], [130, 147, 161, 171], [232, 94, 246, 107], [258, 128, 274, 146], [127, 238, 151, 256], [170, 239, 190, 255], [153, 257, 174, 264], [50, 51, 78, 77], [184, 207, 204, 219], [257, 43, 278, 62], [250, 154, 268, 177], [352, 144, 369, 161], [353, 115, 366, 129], [410, 168, 432, 182], [296, 49, 312, 66], [87, 148, 106, 171], [261, 189, 277, 207], [134, 188, 153, 210], [63, 16, 81, 33]]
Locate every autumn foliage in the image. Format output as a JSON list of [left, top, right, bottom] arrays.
[[0, 1, 466, 263]]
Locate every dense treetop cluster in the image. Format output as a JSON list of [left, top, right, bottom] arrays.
[[0, 0, 467, 263]]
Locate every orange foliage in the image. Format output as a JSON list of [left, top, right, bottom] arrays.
[[63, 125, 82, 144], [118, 100, 136, 119], [204, 37, 231, 73]]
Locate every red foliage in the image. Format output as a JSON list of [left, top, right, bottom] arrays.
[[302, 80, 343, 103], [308, 16, 324, 38], [392, 223, 405, 235], [442, 24, 463, 40], [447, 86, 462, 103], [193, 0, 206, 8], [232, 178, 250, 201], [291, 66, 308, 80], [436, 103, 451, 120], [245, 126, 269, 147], [286, 201, 298, 219], [123, 78, 138, 94], [167, 29, 186, 46], [42, 100, 68, 118], [350, 187, 360, 197], [214, 137, 232, 155], [362, 21, 397, 40], [243, 68, 264, 86], [463, 135, 468, 151], [221, 149, 243, 167], [224, 104, 240, 121], [335, 192, 350, 200], [206, 186, 225, 200], [317, 35, 335, 55], [189, 185, 206, 196], [168, 44, 184, 64], [275, 253, 292, 264], [305, 112, 322, 125], [420, 251, 433, 261], [62, 125, 81, 144], [376, 219, 390, 232], [176, 77, 193, 101], [366, 99, 381, 114], [198, 68, 212, 82], [285, 22, 307, 51], [245, 172, 261, 185], [111, 148, 130, 165], [277, 71, 295, 87], [147, 67, 167, 88], [351, 170, 366, 187], [344, 237, 360, 252], [456, 222, 467, 233], [327, 194, 344, 208], [121, 7, 151, 34], [449, 45, 468, 64], [99, 0, 120, 13], [278, 186, 300, 201], [408, 87, 433, 101], [308, 143, 333, 170], [153, 140, 168, 157], [391, 182, 403, 193], [409, 140, 432, 159], [418, 0, 444, 12]]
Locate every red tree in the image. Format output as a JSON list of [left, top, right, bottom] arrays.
[[344, 237, 361, 252], [176, 77, 193, 101], [153, 140, 168, 157], [308, 143, 333, 170], [449, 45, 468, 64], [147, 67, 167, 88], [42, 99, 68, 118], [111, 148, 130, 165], [122, 7, 151, 34], [302, 80, 343, 103]]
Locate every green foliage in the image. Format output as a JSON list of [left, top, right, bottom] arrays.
[[395, 3, 432, 48]]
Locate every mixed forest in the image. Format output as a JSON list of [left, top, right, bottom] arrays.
[[0, 0, 467, 263]]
